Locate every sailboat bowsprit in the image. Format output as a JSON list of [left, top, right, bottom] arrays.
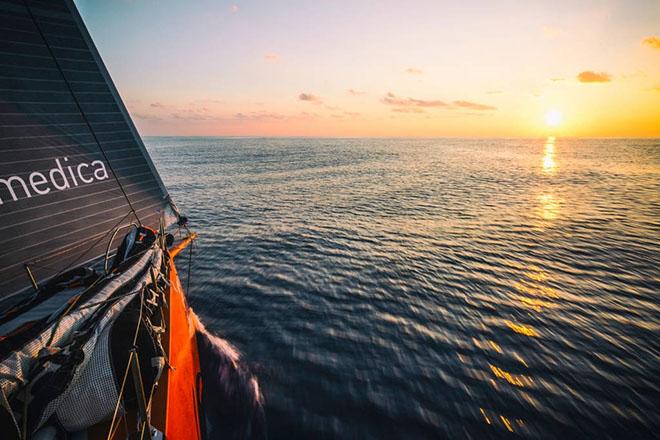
[[0, 1, 259, 438]]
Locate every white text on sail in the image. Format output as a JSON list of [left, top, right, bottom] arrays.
[[0, 157, 109, 206]]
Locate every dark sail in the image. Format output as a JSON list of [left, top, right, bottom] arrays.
[[0, 0, 177, 300]]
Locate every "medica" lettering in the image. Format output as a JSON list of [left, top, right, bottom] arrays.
[[0, 157, 110, 206]]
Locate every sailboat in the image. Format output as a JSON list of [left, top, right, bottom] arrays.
[[0, 1, 263, 438]]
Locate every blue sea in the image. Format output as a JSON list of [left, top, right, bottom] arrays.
[[146, 137, 659, 439]]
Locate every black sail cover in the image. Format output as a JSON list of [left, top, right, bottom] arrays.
[[0, 0, 178, 302]]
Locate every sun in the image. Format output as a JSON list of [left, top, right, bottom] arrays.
[[544, 109, 563, 127]]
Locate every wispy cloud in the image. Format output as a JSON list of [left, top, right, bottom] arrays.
[[405, 67, 423, 75], [392, 107, 425, 113], [382, 93, 496, 112], [170, 106, 216, 120], [577, 71, 611, 83], [486, 90, 503, 94], [452, 100, 496, 111], [642, 36, 660, 49], [134, 112, 162, 121], [150, 102, 165, 108], [550, 77, 564, 82], [382, 92, 446, 107], [347, 88, 365, 96], [191, 98, 224, 104], [264, 53, 280, 63], [299, 93, 322, 103], [299, 111, 320, 119], [234, 111, 286, 121], [230, 4, 239, 13]]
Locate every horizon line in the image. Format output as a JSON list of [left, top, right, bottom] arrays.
[[141, 135, 660, 140]]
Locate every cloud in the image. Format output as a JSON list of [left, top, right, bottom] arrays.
[[191, 98, 223, 104], [170, 106, 216, 120], [230, 4, 239, 13], [299, 111, 320, 119], [486, 90, 502, 94], [134, 112, 162, 121], [577, 71, 611, 83], [298, 93, 322, 103], [234, 111, 286, 121], [452, 100, 496, 111], [150, 102, 165, 108], [264, 53, 280, 63], [382, 93, 495, 112], [642, 36, 660, 49], [550, 77, 564, 82], [392, 107, 425, 113], [347, 88, 365, 96], [171, 113, 215, 121], [405, 67, 423, 75], [382, 92, 446, 107]]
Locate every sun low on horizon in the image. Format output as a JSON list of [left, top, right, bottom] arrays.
[[544, 110, 564, 128], [75, 0, 660, 138]]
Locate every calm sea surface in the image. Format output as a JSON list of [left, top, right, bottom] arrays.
[[145, 137, 659, 439]]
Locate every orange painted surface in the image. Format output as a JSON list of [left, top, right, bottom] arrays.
[[170, 233, 198, 258], [163, 258, 202, 440]]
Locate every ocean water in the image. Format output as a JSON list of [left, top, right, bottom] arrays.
[[145, 137, 659, 439]]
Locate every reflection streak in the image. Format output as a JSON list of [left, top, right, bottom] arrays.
[[542, 136, 556, 174]]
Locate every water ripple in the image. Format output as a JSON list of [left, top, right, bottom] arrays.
[[148, 137, 660, 439]]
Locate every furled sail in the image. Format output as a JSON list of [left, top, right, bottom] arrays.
[[0, 0, 178, 301]]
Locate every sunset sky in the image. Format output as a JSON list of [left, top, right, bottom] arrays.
[[75, 0, 660, 137]]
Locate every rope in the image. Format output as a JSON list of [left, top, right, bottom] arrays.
[[186, 236, 194, 294], [105, 283, 147, 440], [44, 243, 155, 349], [22, 0, 142, 226], [45, 274, 104, 348], [0, 387, 20, 437]]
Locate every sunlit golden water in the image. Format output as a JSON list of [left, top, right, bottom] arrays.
[[148, 137, 659, 439]]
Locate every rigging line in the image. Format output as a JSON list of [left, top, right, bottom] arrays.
[[106, 283, 147, 440], [186, 236, 194, 294], [17, 209, 132, 301], [21, 0, 142, 226], [45, 276, 101, 347], [46, 245, 156, 347], [74, 288, 142, 311], [37, 209, 133, 282], [0, 388, 19, 437], [106, 350, 134, 440]]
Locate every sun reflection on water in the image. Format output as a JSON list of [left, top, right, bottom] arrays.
[[542, 136, 556, 174], [479, 408, 525, 433], [505, 320, 539, 337], [535, 136, 562, 225], [489, 364, 532, 387], [538, 193, 559, 220]]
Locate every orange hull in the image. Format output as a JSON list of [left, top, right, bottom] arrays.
[[161, 257, 203, 440], [92, 240, 203, 440]]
